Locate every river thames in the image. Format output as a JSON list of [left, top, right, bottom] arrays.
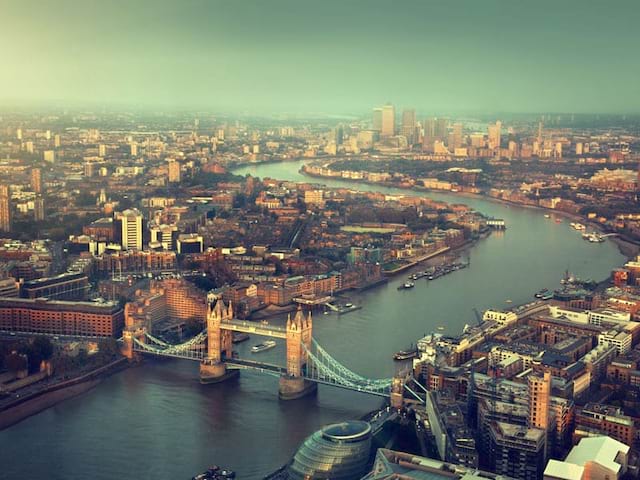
[[0, 160, 626, 480]]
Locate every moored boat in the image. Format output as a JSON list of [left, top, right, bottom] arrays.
[[393, 347, 418, 361], [232, 333, 250, 344]]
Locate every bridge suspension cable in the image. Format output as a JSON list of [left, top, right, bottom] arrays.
[[309, 339, 392, 387]]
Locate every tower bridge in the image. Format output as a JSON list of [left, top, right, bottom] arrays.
[[122, 300, 412, 402]]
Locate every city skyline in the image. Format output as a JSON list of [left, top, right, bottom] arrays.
[[2, 0, 640, 114]]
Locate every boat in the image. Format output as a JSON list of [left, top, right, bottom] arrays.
[[393, 347, 418, 361], [251, 340, 277, 353], [398, 281, 415, 290], [540, 293, 553, 301], [534, 288, 549, 299], [544, 214, 550, 218], [505, 299, 512, 303], [192, 466, 236, 480], [345, 303, 353, 308], [555, 218, 562, 223], [232, 333, 250, 344]]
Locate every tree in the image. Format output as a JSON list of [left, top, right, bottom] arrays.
[[31, 336, 54, 360], [5, 353, 27, 374], [98, 338, 119, 360], [183, 318, 204, 338]]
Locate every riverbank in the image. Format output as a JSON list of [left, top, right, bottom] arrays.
[[299, 166, 640, 260], [0, 357, 128, 431]]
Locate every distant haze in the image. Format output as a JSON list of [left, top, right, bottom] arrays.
[[2, 0, 640, 114]]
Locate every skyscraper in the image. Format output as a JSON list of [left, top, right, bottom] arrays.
[[488, 121, 502, 149], [381, 104, 395, 137], [34, 196, 45, 222], [449, 123, 463, 150], [422, 118, 436, 152], [401, 109, 416, 144], [0, 185, 12, 233], [31, 168, 42, 194], [435, 118, 448, 140], [537, 121, 544, 145], [372, 108, 383, 132], [423, 117, 448, 152], [117, 209, 143, 250]]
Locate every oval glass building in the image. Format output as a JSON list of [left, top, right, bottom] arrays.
[[288, 420, 373, 480]]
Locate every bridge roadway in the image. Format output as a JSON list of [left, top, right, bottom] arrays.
[[223, 357, 286, 375], [221, 319, 287, 339]]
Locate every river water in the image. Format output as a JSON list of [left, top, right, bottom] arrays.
[[0, 160, 626, 480]]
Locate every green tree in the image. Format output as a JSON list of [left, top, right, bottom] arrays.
[[5, 353, 27, 374]]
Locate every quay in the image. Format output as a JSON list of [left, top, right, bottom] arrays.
[[382, 247, 450, 275]]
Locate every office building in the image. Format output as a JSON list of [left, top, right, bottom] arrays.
[[149, 223, 177, 250], [449, 123, 463, 149], [33, 196, 45, 221], [0, 185, 11, 233], [0, 297, 124, 337], [117, 209, 144, 250], [22, 272, 89, 301], [31, 168, 42, 194], [381, 104, 395, 137], [423, 117, 448, 152], [176, 234, 204, 254], [488, 121, 502, 149], [43, 150, 55, 163], [401, 109, 417, 144], [372, 108, 383, 131]]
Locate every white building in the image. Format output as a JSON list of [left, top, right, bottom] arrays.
[[598, 329, 632, 355], [117, 209, 143, 250], [544, 436, 628, 480], [482, 309, 518, 325]]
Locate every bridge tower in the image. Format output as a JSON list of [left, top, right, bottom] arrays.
[[279, 306, 317, 399], [390, 375, 405, 409], [121, 326, 147, 360], [121, 304, 147, 361], [200, 299, 237, 384]]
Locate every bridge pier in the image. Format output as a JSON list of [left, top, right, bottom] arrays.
[[278, 375, 317, 400], [199, 360, 239, 384]]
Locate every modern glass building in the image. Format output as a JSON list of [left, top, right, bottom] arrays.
[[288, 420, 373, 480]]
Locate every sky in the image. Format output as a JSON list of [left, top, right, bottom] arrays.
[[1, 0, 640, 114]]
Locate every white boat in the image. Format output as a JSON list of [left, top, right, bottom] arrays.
[[251, 340, 276, 353]]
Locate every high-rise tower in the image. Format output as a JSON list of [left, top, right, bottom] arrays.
[[0, 185, 12, 233], [401, 109, 417, 144], [381, 104, 395, 137]]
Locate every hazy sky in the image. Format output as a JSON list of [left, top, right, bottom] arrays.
[[2, 0, 639, 114]]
